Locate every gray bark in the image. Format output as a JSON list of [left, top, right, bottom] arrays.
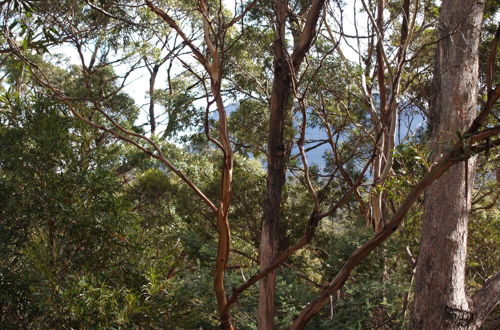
[[412, 1, 489, 329]]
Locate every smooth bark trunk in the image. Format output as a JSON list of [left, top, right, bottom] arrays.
[[210, 45, 235, 330]]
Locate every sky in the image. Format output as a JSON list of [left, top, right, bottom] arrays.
[[52, 0, 366, 110], [49, 1, 422, 168]]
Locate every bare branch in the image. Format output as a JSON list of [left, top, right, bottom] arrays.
[[223, 0, 259, 28], [290, 85, 500, 327], [144, 0, 211, 71]]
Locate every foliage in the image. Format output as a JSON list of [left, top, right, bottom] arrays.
[[0, 0, 498, 328]]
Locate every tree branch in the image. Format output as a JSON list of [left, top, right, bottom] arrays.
[[290, 95, 500, 327], [144, 0, 211, 71], [471, 270, 500, 328], [4, 33, 218, 213], [291, 0, 326, 68]]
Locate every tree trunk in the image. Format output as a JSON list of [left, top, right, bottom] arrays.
[[148, 64, 159, 135], [211, 60, 235, 329], [259, 1, 325, 327], [259, 1, 290, 328], [412, 1, 485, 329]]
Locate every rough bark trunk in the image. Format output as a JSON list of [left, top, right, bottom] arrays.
[[412, 1, 486, 329], [259, 2, 290, 328], [259, 1, 325, 327]]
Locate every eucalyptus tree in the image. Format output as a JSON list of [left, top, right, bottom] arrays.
[[412, 0, 500, 328], [1, 0, 500, 329]]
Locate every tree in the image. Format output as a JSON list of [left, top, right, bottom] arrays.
[[1, 0, 499, 329], [258, 1, 325, 327], [412, 1, 500, 328]]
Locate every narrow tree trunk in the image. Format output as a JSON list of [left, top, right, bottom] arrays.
[[370, 0, 387, 234], [259, 0, 326, 326], [259, 2, 290, 328], [259, 74, 290, 329], [211, 61, 235, 328], [148, 64, 159, 135], [412, 1, 485, 328]]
